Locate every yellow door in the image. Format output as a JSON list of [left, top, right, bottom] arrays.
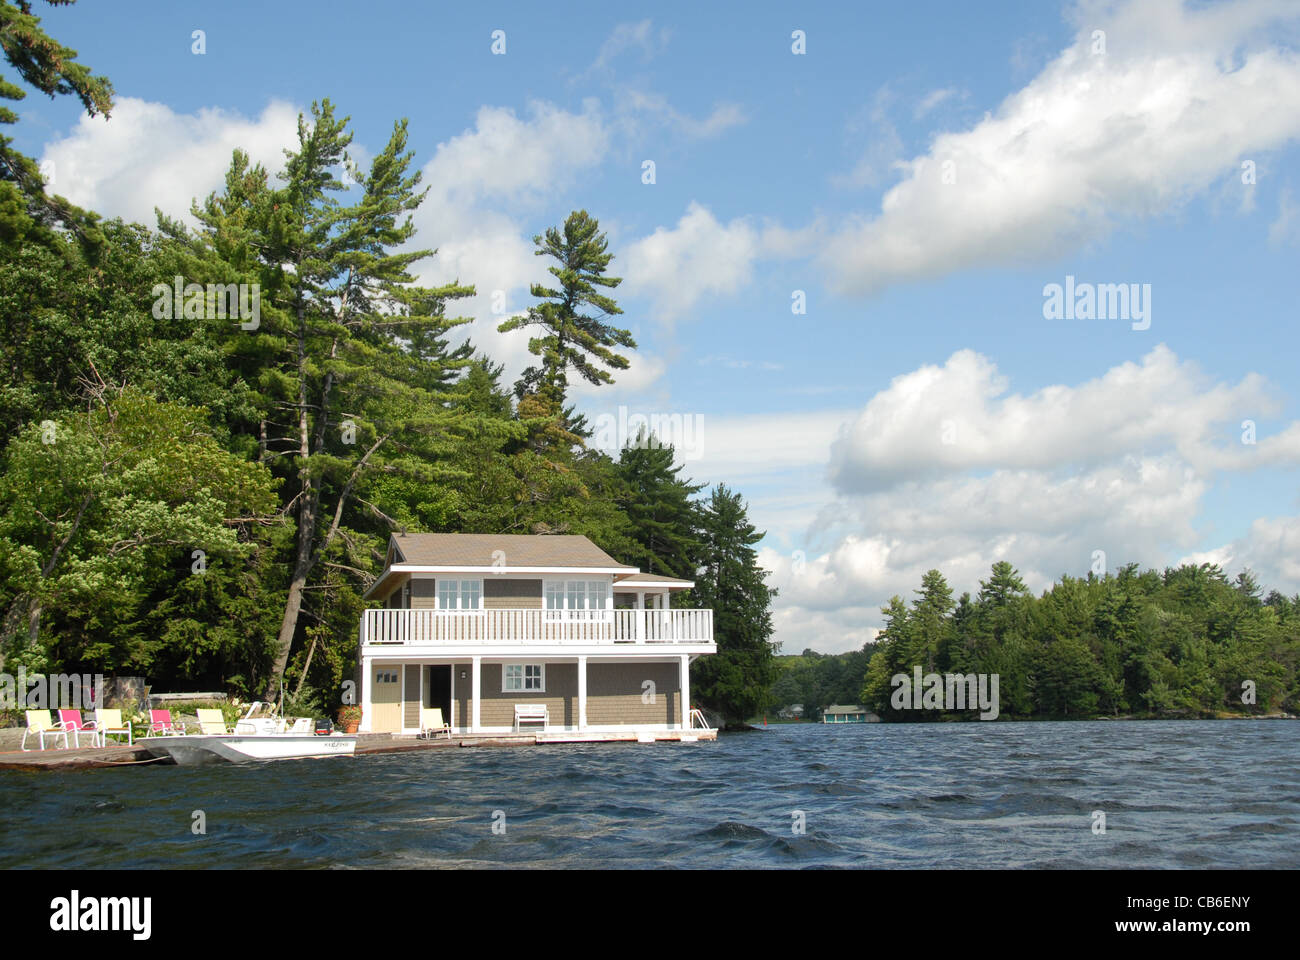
[[371, 666, 401, 732]]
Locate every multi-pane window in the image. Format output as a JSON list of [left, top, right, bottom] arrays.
[[437, 579, 482, 610], [544, 580, 610, 619], [503, 663, 544, 692]]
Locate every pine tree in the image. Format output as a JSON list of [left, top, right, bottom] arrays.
[[616, 432, 702, 581], [0, 0, 113, 257], [498, 210, 636, 410], [191, 101, 477, 700], [690, 485, 778, 725]]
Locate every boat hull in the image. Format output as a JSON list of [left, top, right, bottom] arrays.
[[142, 734, 357, 765]]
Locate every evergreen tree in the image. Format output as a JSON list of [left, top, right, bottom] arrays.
[[0, 0, 112, 257], [498, 209, 636, 410], [190, 102, 478, 700], [616, 432, 703, 581], [690, 485, 778, 726]]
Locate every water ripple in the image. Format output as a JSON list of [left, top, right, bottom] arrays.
[[1, 720, 1297, 868]]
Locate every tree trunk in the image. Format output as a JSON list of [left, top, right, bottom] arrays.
[[266, 286, 317, 700]]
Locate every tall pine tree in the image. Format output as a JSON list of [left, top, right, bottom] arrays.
[[690, 484, 778, 726]]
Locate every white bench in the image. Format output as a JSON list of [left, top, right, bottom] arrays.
[[513, 704, 548, 732]]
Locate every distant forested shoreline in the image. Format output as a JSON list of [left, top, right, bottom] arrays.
[[767, 561, 1299, 721]]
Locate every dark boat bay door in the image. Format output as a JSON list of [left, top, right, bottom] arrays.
[[427, 665, 452, 723]]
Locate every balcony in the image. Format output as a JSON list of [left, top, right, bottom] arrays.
[[360, 607, 714, 647]]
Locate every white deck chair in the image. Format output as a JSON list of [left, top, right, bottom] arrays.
[[93, 708, 133, 745], [22, 710, 69, 751], [419, 707, 451, 740]]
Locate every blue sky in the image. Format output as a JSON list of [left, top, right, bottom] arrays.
[[19, 0, 1300, 652]]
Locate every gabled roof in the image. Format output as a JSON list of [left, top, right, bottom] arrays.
[[390, 533, 635, 569]]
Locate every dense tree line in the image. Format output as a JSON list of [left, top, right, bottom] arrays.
[[768, 649, 874, 721], [0, 2, 776, 724], [858, 562, 1300, 719]]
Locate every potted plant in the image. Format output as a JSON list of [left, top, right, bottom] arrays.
[[337, 705, 362, 734]]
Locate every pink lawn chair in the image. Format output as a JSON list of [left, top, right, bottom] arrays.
[[145, 709, 187, 736], [56, 709, 100, 748]]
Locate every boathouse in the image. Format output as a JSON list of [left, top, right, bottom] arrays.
[[822, 704, 876, 723], [356, 534, 716, 739]]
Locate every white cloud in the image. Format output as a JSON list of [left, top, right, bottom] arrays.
[[40, 97, 301, 226], [821, 0, 1300, 294], [613, 89, 747, 141], [586, 20, 670, 75], [914, 87, 961, 118], [621, 202, 818, 324], [1180, 516, 1300, 593], [408, 101, 618, 385], [828, 344, 1295, 493], [763, 344, 1300, 653]]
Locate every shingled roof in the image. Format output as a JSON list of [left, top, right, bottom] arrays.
[[390, 533, 636, 570]]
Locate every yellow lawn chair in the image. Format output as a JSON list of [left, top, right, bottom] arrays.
[[93, 708, 133, 745], [195, 708, 230, 735], [419, 707, 451, 740], [22, 710, 69, 751]]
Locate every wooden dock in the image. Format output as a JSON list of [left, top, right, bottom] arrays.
[[0, 727, 716, 771]]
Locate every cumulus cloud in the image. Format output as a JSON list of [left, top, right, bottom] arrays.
[[621, 202, 818, 324], [821, 0, 1300, 294], [763, 345, 1300, 653], [828, 344, 1297, 493], [39, 97, 301, 226], [408, 100, 617, 384], [1182, 516, 1300, 591]]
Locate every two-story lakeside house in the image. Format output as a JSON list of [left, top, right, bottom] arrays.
[[357, 533, 717, 741]]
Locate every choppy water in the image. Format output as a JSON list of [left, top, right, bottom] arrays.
[[2, 720, 1297, 868]]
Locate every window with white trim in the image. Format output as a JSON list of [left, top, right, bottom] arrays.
[[543, 579, 611, 619], [503, 663, 544, 692], [437, 579, 483, 610]]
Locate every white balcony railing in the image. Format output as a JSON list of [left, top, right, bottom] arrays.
[[360, 607, 714, 646]]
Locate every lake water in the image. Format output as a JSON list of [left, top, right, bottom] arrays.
[[2, 720, 1297, 868]]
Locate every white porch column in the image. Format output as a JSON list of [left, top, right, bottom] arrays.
[[577, 656, 588, 731], [359, 658, 373, 732], [471, 656, 482, 733], [680, 654, 691, 730], [636, 591, 646, 641]]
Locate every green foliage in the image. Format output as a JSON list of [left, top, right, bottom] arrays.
[[769, 647, 874, 720], [0, 0, 113, 257], [498, 209, 635, 407], [616, 433, 703, 581], [690, 485, 779, 725], [857, 562, 1300, 720], [0, 387, 278, 672]]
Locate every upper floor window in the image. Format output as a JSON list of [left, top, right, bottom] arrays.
[[544, 579, 610, 619], [437, 578, 483, 610]]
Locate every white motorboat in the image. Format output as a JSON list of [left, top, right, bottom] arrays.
[[142, 702, 356, 765]]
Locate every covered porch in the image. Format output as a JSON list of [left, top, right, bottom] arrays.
[[359, 653, 708, 736]]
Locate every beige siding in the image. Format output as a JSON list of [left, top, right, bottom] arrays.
[[586, 662, 680, 726], [483, 578, 543, 610], [479, 662, 576, 727], [410, 577, 436, 610]]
